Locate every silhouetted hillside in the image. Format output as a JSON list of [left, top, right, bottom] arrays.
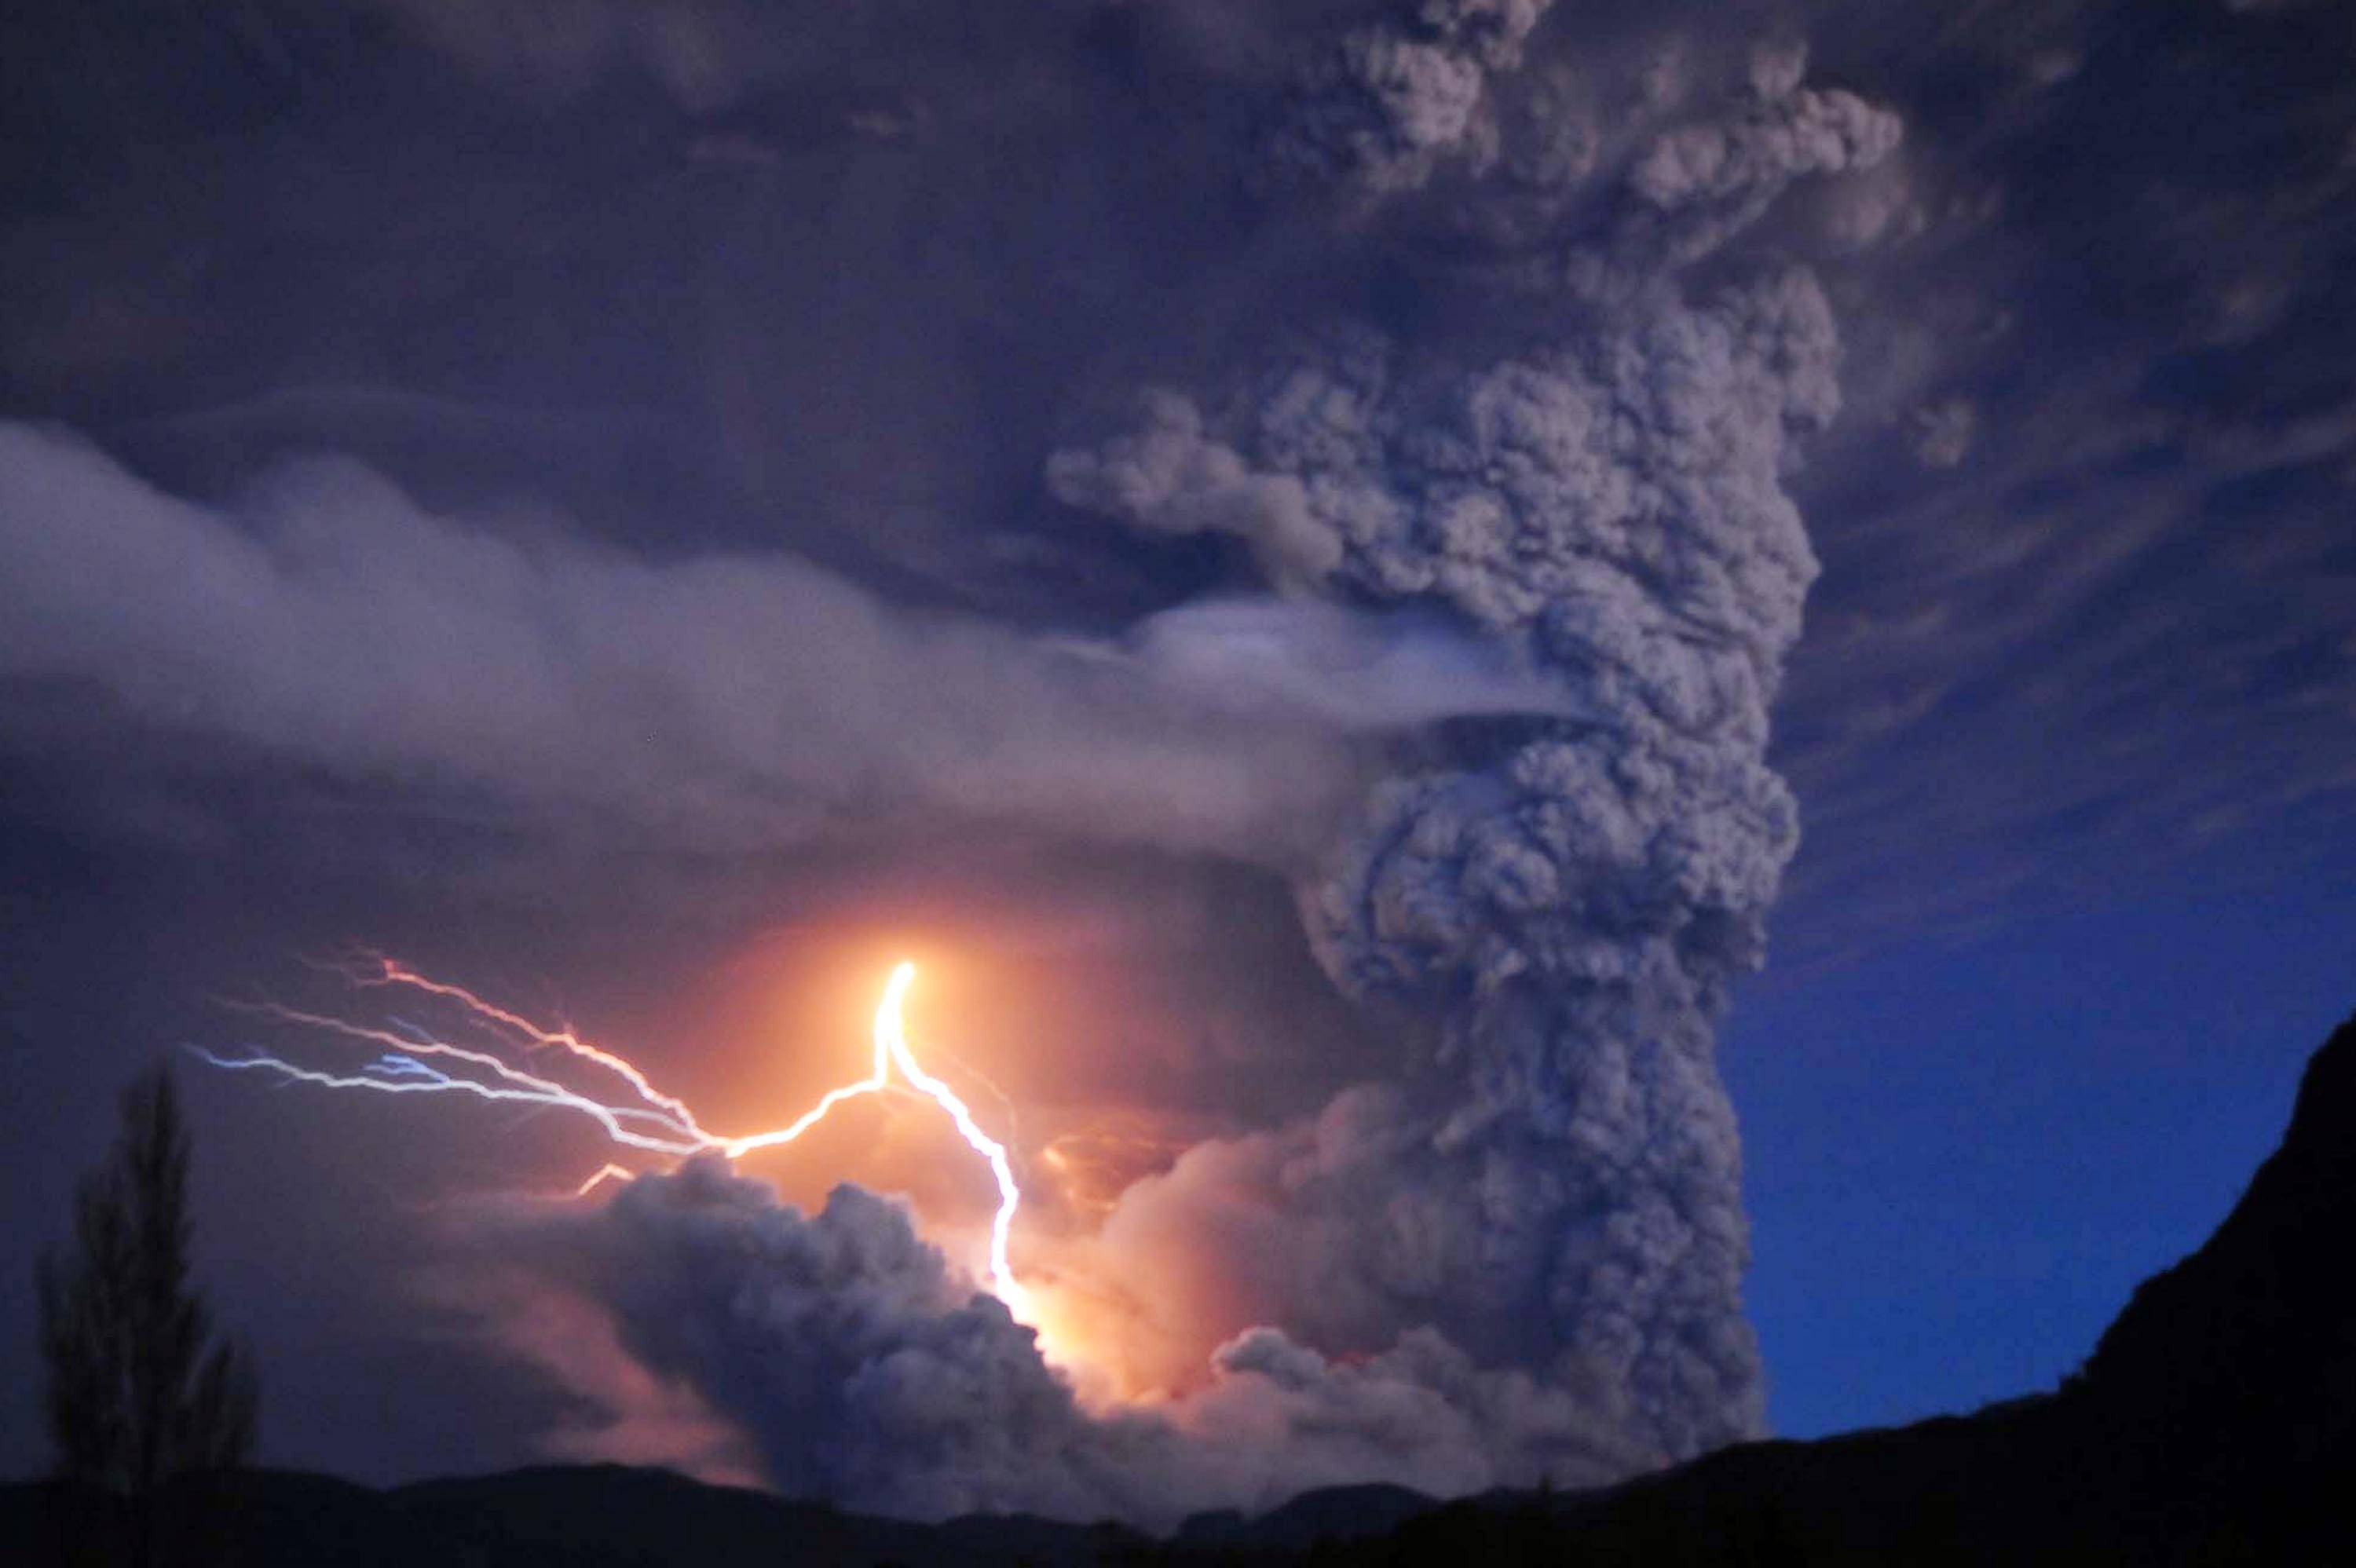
[[2074, 1001, 2356, 1532], [1173, 1484, 1432, 1552], [7, 1012, 2351, 1566], [0, 1463, 1154, 1566], [1257, 1009, 2356, 1566]]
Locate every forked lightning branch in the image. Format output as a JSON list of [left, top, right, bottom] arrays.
[[193, 957, 1028, 1314]]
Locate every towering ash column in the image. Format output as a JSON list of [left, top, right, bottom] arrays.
[[1052, 2, 1900, 1463], [1294, 276, 1836, 1457]]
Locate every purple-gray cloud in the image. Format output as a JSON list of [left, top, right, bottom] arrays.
[[1, 421, 1546, 861]]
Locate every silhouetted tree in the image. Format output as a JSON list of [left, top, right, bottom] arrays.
[[37, 1066, 257, 1495]]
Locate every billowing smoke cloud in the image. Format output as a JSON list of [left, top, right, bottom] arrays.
[[1034, 20, 1893, 1479], [0, 422, 1560, 859], [1623, 64, 1904, 265], [470, 1156, 1646, 1527], [455, 9, 1898, 1519], [1041, 273, 1835, 1453], [1265, 0, 1560, 194]]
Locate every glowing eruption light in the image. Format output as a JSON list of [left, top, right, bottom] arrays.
[[196, 958, 1030, 1314]]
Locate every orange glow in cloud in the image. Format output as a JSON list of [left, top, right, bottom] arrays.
[[1037, 1121, 1192, 1217]]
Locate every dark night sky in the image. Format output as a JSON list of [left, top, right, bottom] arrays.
[[2, 0, 2352, 1514]]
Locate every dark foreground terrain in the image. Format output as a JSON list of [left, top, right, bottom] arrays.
[[9, 1012, 2352, 1566]]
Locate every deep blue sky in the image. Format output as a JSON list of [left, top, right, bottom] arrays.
[[3, 0, 2353, 1502], [1730, 873, 2354, 1438]]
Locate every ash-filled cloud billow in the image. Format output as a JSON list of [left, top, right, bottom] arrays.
[[433, 0, 1899, 1525], [1052, 285, 1832, 1466], [481, 1154, 1666, 1528], [1044, 11, 1890, 1471]]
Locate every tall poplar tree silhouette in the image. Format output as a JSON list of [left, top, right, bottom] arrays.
[[37, 1066, 258, 1495]]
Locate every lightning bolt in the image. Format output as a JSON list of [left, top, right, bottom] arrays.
[[196, 958, 1029, 1312]]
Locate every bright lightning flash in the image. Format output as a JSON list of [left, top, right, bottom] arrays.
[[196, 957, 1030, 1314]]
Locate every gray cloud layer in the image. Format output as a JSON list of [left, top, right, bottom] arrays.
[[2, 422, 1563, 859]]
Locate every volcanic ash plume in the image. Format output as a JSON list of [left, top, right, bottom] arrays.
[[425, 9, 1897, 1519], [1046, 36, 1893, 1463], [1054, 272, 1834, 1464]]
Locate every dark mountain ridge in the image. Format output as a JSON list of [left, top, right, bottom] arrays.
[[8, 1011, 2351, 1565], [1313, 1007, 2356, 1565]]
